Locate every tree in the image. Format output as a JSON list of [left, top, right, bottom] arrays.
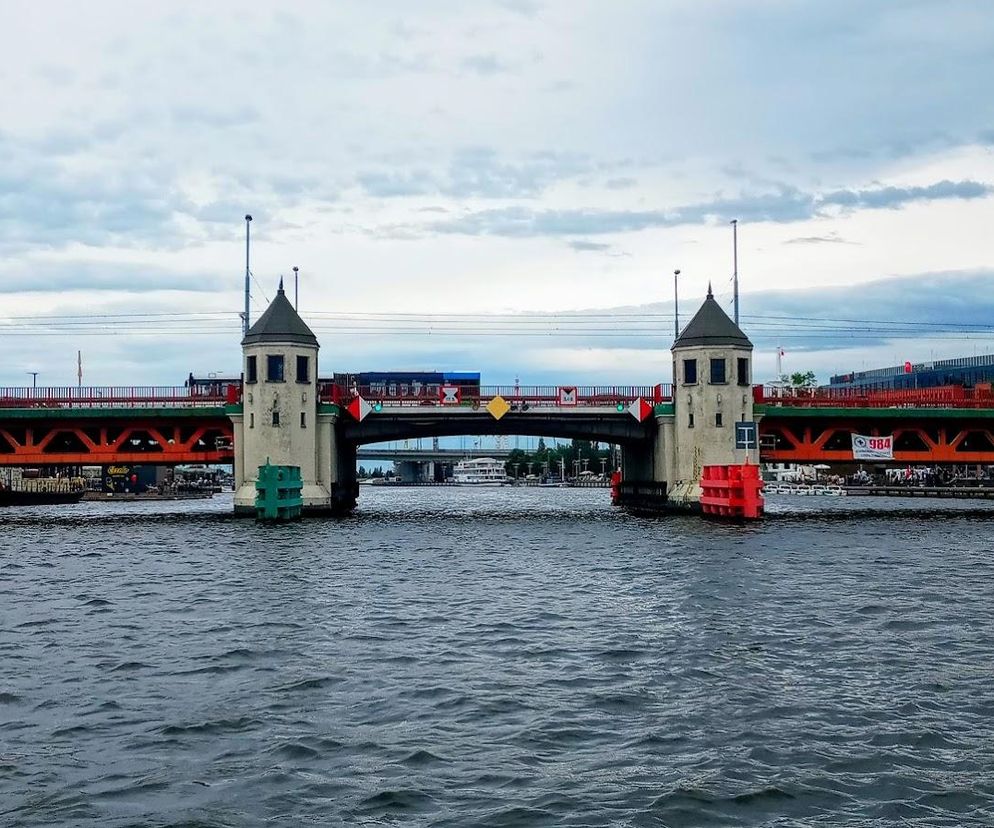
[[781, 370, 817, 389]]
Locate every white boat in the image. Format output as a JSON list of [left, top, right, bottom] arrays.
[[452, 457, 509, 486]]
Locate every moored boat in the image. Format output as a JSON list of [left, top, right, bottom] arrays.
[[0, 480, 86, 506], [452, 457, 509, 486]]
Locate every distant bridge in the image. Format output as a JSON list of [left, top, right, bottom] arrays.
[[356, 447, 514, 462]]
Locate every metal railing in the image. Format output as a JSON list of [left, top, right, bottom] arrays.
[[322, 384, 672, 408], [753, 384, 994, 409], [0, 386, 236, 409]]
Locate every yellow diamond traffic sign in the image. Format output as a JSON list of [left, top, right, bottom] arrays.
[[486, 395, 511, 420]]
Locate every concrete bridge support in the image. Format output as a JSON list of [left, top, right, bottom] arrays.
[[616, 285, 759, 514], [232, 282, 336, 515], [395, 459, 435, 483]]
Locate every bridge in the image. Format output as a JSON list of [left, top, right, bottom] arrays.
[[4, 384, 994, 466], [356, 445, 514, 483], [4, 284, 994, 517]]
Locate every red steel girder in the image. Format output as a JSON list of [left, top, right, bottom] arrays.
[[0, 415, 233, 466], [759, 417, 994, 464]]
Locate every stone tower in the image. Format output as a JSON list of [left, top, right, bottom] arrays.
[[231, 281, 334, 514], [668, 285, 756, 508]]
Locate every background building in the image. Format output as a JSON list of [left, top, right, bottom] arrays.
[[829, 354, 994, 391]]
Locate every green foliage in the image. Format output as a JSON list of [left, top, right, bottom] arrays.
[[781, 370, 817, 389], [503, 439, 615, 478]]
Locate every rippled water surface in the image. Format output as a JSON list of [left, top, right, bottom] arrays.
[[3, 488, 994, 826]]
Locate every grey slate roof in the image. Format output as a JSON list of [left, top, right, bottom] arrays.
[[242, 284, 318, 346], [673, 285, 752, 349]]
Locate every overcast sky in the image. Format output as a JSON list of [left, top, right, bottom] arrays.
[[2, 0, 993, 387]]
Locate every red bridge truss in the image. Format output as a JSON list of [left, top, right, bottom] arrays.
[[0, 387, 234, 466], [755, 385, 994, 464]]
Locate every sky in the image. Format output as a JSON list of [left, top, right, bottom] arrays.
[[1, 0, 993, 388]]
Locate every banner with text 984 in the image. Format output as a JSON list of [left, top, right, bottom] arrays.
[[852, 434, 893, 460]]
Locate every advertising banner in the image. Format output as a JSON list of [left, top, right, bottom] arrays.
[[851, 434, 893, 460]]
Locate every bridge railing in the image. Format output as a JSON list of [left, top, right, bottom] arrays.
[[0, 386, 235, 409], [753, 384, 994, 408], [322, 384, 672, 408]]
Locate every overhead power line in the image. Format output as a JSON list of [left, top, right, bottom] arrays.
[[2, 309, 994, 345]]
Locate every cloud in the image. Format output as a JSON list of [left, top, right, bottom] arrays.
[[604, 177, 637, 190], [2, 1, 994, 389], [358, 147, 592, 199], [819, 180, 991, 211], [169, 104, 259, 128], [495, 0, 542, 16], [784, 233, 858, 245], [430, 206, 665, 237], [0, 260, 227, 295], [423, 179, 992, 238], [567, 240, 611, 252], [459, 53, 510, 76]]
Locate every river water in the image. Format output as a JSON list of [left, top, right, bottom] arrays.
[[2, 488, 994, 826]]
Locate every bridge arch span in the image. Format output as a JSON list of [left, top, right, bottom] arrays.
[[345, 411, 655, 447]]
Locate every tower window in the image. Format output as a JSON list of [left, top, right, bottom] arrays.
[[300, 412, 306, 428], [246, 356, 257, 384], [688, 412, 695, 428], [267, 355, 285, 382], [272, 410, 280, 427], [296, 355, 310, 383], [715, 412, 723, 427], [249, 412, 254, 429], [710, 358, 726, 384], [683, 358, 697, 385], [737, 357, 750, 386]]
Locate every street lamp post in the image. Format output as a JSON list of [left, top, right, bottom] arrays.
[[27, 371, 38, 389], [731, 219, 739, 326], [673, 269, 681, 339], [243, 214, 253, 337]]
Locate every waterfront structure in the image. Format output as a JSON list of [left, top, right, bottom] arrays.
[[664, 285, 757, 508], [230, 281, 354, 515], [8, 286, 994, 513]]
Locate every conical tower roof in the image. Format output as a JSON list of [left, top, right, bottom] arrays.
[[673, 284, 752, 349], [242, 281, 318, 347]]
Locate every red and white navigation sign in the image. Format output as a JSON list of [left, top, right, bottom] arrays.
[[558, 386, 578, 406], [439, 385, 461, 404], [346, 396, 373, 422], [628, 397, 653, 422]]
